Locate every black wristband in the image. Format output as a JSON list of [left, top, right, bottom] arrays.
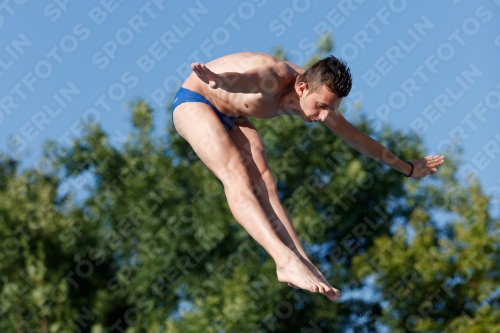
[[405, 162, 414, 177]]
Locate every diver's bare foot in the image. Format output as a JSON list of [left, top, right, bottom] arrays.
[[277, 255, 340, 301]]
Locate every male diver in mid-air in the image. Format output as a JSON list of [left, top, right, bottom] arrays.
[[171, 52, 445, 301]]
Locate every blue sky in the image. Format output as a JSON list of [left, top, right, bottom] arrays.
[[1, 0, 499, 210]]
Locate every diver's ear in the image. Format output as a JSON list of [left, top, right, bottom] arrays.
[[297, 81, 308, 98]]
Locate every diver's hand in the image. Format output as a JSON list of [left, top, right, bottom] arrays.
[[409, 155, 445, 178], [191, 62, 219, 89]]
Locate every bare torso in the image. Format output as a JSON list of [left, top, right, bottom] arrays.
[[182, 52, 304, 119]]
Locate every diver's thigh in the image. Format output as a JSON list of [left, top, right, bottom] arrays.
[[173, 102, 248, 183]]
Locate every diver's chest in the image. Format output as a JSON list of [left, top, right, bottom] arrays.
[[235, 92, 279, 113]]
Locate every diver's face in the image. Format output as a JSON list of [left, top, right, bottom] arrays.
[[298, 83, 342, 122]]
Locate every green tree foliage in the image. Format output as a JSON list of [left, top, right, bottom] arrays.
[[0, 153, 122, 332], [272, 33, 332, 67], [272, 45, 288, 61], [0, 36, 499, 332], [301, 33, 333, 69], [352, 178, 500, 332]]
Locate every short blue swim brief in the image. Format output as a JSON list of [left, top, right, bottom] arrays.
[[171, 87, 240, 132]]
